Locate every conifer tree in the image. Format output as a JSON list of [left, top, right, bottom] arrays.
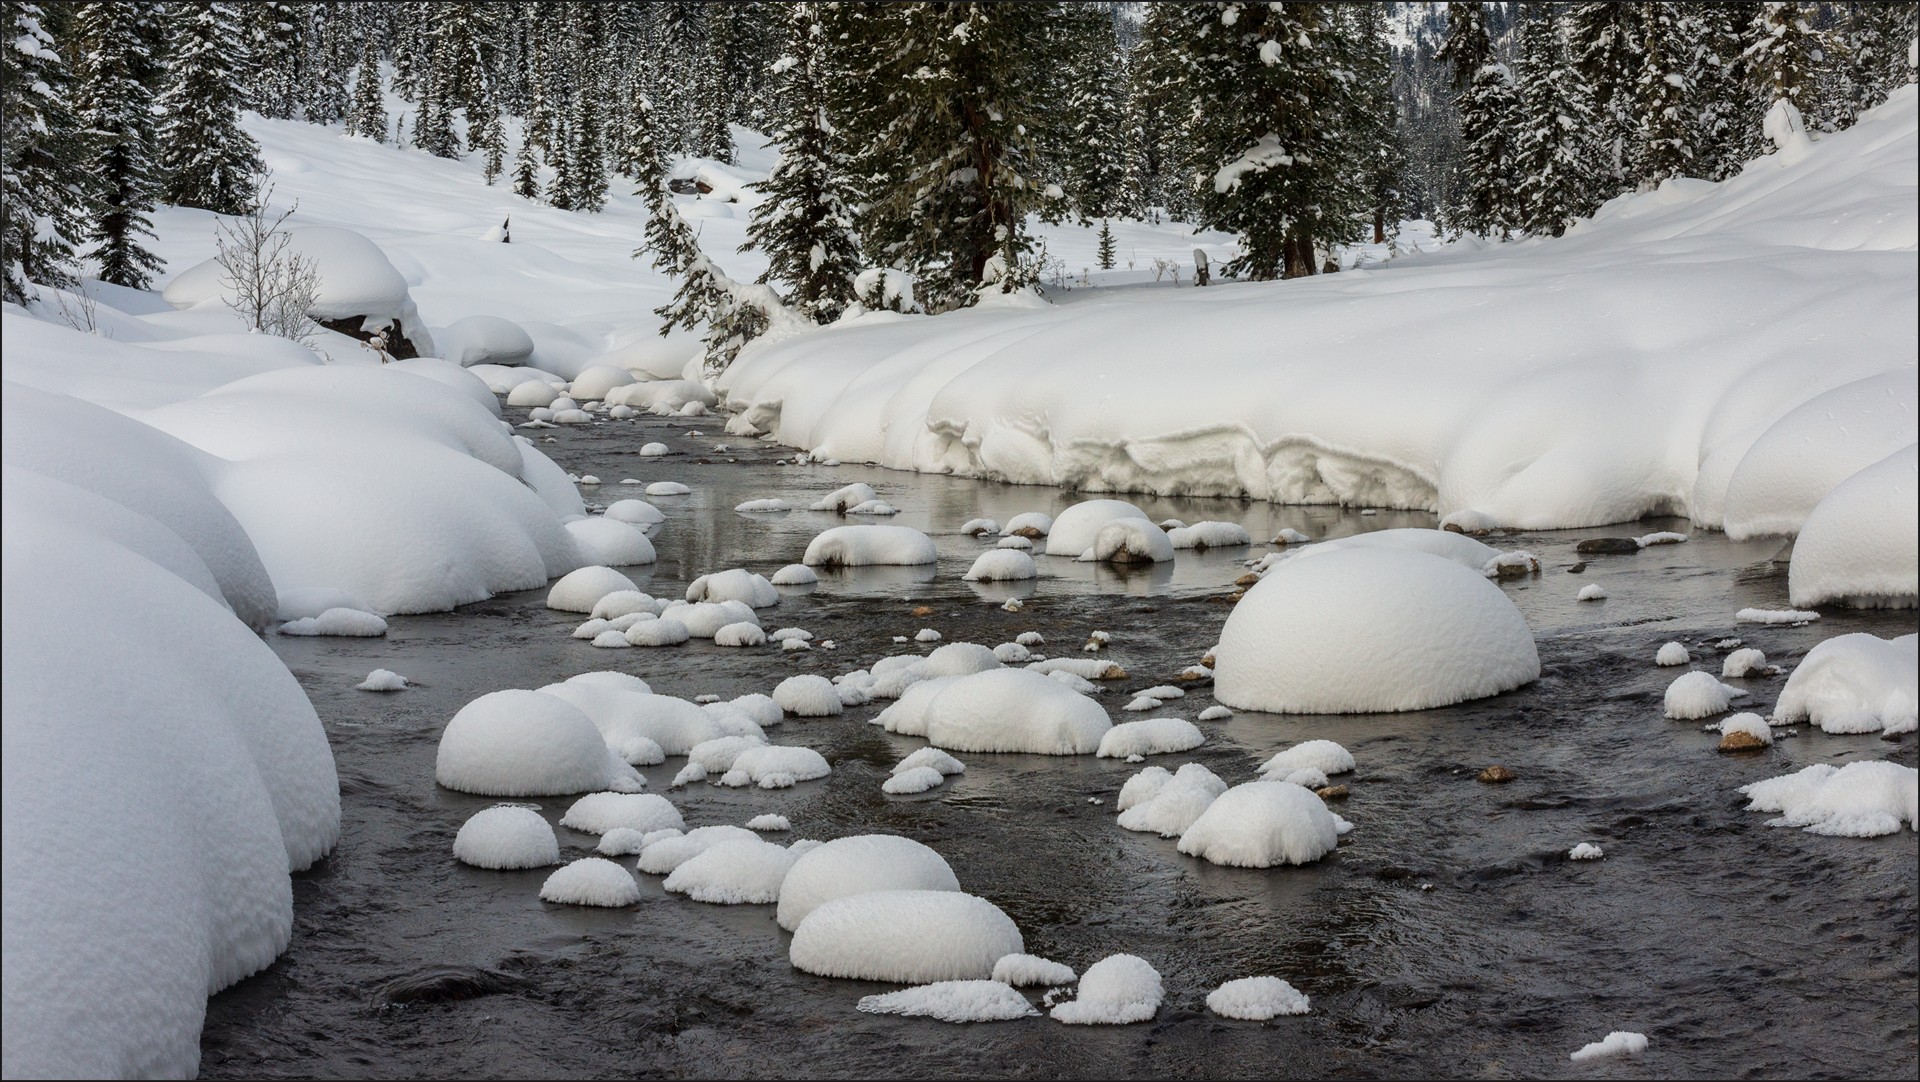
[[511, 131, 541, 200], [1689, 2, 1763, 178], [1746, 2, 1822, 116], [1056, 4, 1131, 220], [3, 0, 88, 302], [690, 52, 734, 163], [1512, 4, 1598, 236], [1635, 2, 1696, 185], [1438, 2, 1520, 237], [412, 46, 460, 159], [477, 97, 507, 185], [564, 84, 608, 211], [73, 0, 165, 289], [300, 1, 352, 125], [1570, 1, 1644, 189], [741, 2, 863, 323], [242, 2, 303, 120], [157, 2, 263, 216], [1096, 220, 1116, 270], [348, 35, 388, 142]]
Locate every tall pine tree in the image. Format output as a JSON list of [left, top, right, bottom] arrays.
[[3, 0, 88, 302], [1438, 2, 1520, 238], [347, 34, 388, 142], [73, 0, 164, 289], [157, 2, 263, 216], [1512, 4, 1598, 236]]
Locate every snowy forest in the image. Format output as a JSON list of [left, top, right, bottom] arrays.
[[3, 3, 1917, 1080]]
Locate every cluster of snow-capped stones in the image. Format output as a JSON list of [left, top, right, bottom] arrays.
[[1111, 741, 1356, 868]]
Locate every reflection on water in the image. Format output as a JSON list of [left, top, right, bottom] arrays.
[[199, 413, 1918, 1080]]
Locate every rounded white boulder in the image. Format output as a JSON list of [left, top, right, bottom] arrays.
[[921, 669, 1111, 754], [452, 805, 559, 869], [1045, 500, 1151, 556], [776, 834, 962, 931], [790, 890, 1023, 983], [1213, 548, 1539, 713], [539, 857, 641, 907], [547, 565, 640, 613], [1176, 782, 1344, 867], [435, 689, 640, 796]]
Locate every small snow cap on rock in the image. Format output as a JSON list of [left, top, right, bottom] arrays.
[[993, 953, 1076, 987], [1206, 976, 1310, 1019], [857, 981, 1038, 1023], [356, 668, 407, 691], [773, 674, 843, 717], [1663, 671, 1741, 720], [539, 857, 641, 907], [803, 525, 938, 567], [559, 792, 685, 835], [1655, 642, 1690, 666], [1570, 1032, 1648, 1062], [1177, 782, 1347, 867], [1050, 954, 1163, 1025], [452, 806, 559, 869]]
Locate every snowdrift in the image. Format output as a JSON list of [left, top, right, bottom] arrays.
[[720, 88, 1919, 570]]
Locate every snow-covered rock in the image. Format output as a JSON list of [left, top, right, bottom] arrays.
[[1002, 512, 1054, 538], [569, 365, 636, 401], [857, 980, 1038, 1023], [564, 518, 657, 566], [452, 806, 559, 869], [1215, 549, 1537, 713], [1050, 954, 1163, 1025], [1655, 642, 1691, 666], [1570, 1032, 1649, 1063], [920, 669, 1111, 754], [635, 825, 760, 875], [1045, 500, 1152, 557], [810, 481, 880, 512], [716, 745, 831, 789], [735, 498, 792, 512], [1176, 782, 1346, 867], [662, 838, 800, 904], [435, 690, 643, 796], [1096, 718, 1205, 759], [773, 674, 843, 717], [355, 668, 407, 691], [1206, 977, 1310, 1019], [1722, 648, 1769, 678], [1168, 521, 1252, 550], [789, 890, 1024, 983], [1739, 760, 1918, 837], [539, 858, 641, 907], [964, 549, 1038, 581], [1663, 671, 1742, 720], [687, 568, 780, 608], [803, 524, 937, 567], [279, 607, 387, 636], [1789, 445, 1917, 608], [1117, 763, 1227, 837], [547, 566, 640, 613], [604, 498, 665, 526], [559, 792, 685, 835], [993, 954, 1077, 987], [1771, 633, 1917, 734], [1568, 842, 1605, 861], [439, 314, 535, 367], [776, 834, 962, 931]]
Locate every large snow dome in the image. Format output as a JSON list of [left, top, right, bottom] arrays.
[[1788, 444, 1918, 609], [1213, 548, 1539, 713], [435, 690, 642, 796], [776, 834, 962, 931], [1045, 499, 1152, 556], [921, 669, 1112, 754], [789, 890, 1023, 983]]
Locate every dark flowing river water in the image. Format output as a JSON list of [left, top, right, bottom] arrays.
[[200, 409, 1918, 1079]]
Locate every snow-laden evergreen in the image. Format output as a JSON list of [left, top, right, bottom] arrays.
[[157, 2, 263, 216], [73, 0, 165, 289]]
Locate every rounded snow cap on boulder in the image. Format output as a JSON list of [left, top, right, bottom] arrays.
[[439, 314, 535, 367], [1081, 519, 1175, 564], [1771, 632, 1917, 734], [1213, 548, 1539, 713], [165, 225, 411, 324], [452, 805, 560, 869], [1045, 499, 1151, 556], [776, 833, 962, 931], [1788, 444, 1918, 609], [789, 889, 1023, 983], [803, 525, 937, 567], [687, 568, 780, 608], [1049, 954, 1164, 1025], [568, 364, 637, 402], [662, 838, 800, 904], [921, 669, 1112, 754], [565, 518, 657, 566], [435, 689, 641, 796], [1178, 781, 1346, 867], [773, 674, 843, 717], [559, 792, 685, 835], [605, 498, 665, 526], [547, 565, 640, 613], [539, 857, 641, 907]]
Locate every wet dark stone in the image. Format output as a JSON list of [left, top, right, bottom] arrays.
[[375, 965, 519, 1006], [1575, 537, 1641, 554]]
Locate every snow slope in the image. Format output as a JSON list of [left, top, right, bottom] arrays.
[[719, 88, 1918, 544]]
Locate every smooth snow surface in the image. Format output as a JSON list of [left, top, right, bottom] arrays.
[[1050, 954, 1163, 1025], [662, 838, 799, 904], [1097, 718, 1205, 759], [803, 525, 938, 567], [921, 669, 1112, 755], [857, 980, 1038, 1023], [1570, 1031, 1649, 1062], [1772, 634, 1918, 734], [1740, 761, 1919, 836], [547, 566, 640, 613], [1790, 445, 1918, 608], [435, 690, 643, 796], [720, 90, 1917, 534], [604, 498, 665, 526], [1214, 549, 1539, 713], [539, 858, 642, 907], [776, 834, 961, 931], [1721, 373, 1917, 541], [1664, 672, 1742, 720], [789, 890, 1024, 983], [559, 793, 685, 835], [439, 314, 534, 366], [993, 954, 1077, 987], [1177, 782, 1344, 867], [1206, 976, 1310, 1019], [964, 549, 1039, 581], [452, 806, 559, 869]]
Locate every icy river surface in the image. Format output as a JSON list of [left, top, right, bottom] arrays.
[[201, 412, 1917, 1079]]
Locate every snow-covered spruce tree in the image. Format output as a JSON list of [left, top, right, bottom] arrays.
[[1834, 2, 1918, 114], [1570, 1, 1644, 191], [690, 52, 735, 164], [1635, 1, 1697, 186], [741, 1, 863, 323], [655, 0, 705, 155], [563, 84, 608, 212], [73, 0, 165, 290], [853, 2, 1055, 308], [546, 109, 576, 209], [1438, 2, 1520, 239], [347, 34, 388, 142], [1511, 5, 1598, 237], [1346, 2, 1406, 247], [1744, 2, 1823, 139], [477, 96, 506, 185], [1055, 3, 1131, 220], [241, 2, 303, 120], [1688, 1, 1763, 180], [158, 2, 263, 216], [1130, 2, 1199, 221], [387, 1, 422, 101], [511, 130, 541, 200], [412, 42, 461, 159], [1096, 220, 1116, 269], [1166, 3, 1385, 278], [299, 1, 352, 125], [2, 0, 88, 303]]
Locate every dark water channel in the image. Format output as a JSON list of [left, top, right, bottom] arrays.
[[200, 410, 1918, 1079]]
